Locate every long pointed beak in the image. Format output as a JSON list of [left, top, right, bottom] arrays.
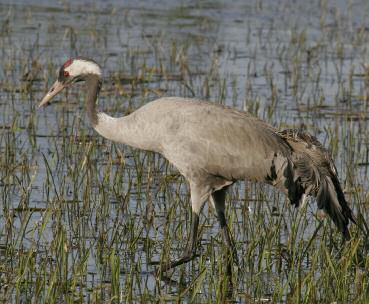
[[39, 80, 66, 108]]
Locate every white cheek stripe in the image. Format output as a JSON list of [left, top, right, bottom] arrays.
[[65, 60, 101, 77]]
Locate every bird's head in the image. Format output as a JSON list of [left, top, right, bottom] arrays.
[[39, 57, 102, 108]]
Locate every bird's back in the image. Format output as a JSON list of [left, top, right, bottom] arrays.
[[128, 97, 292, 184]]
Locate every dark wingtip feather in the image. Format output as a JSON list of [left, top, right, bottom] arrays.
[[317, 176, 355, 239], [279, 128, 357, 239]]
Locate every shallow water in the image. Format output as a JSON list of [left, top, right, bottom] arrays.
[[1, 0, 369, 302]]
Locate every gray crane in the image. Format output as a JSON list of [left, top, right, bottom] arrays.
[[39, 57, 356, 271]]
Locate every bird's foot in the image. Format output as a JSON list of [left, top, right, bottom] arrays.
[[149, 252, 200, 273], [160, 253, 199, 272], [156, 273, 183, 287]]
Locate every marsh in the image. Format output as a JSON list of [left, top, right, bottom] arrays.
[[0, 0, 368, 302]]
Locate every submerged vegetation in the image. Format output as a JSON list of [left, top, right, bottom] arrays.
[[0, 0, 369, 302]]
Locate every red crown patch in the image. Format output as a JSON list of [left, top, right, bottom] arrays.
[[63, 58, 73, 68]]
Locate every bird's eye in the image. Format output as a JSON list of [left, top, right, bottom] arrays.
[[64, 71, 69, 77]]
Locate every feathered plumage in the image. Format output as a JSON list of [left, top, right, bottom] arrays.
[[279, 129, 356, 239]]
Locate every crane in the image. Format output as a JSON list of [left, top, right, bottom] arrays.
[[39, 57, 356, 271]]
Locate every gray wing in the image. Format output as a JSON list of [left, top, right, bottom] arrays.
[[140, 98, 292, 183]]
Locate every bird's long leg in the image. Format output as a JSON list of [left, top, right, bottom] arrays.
[[210, 188, 238, 265], [159, 182, 210, 272]]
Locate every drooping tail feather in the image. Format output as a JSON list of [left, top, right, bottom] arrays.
[[279, 129, 356, 239], [316, 175, 356, 239]]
